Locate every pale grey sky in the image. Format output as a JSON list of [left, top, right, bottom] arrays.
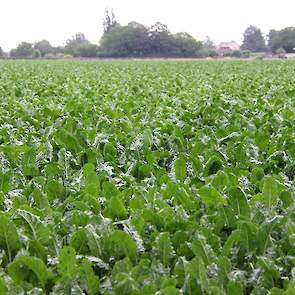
[[0, 0, 294, 51]]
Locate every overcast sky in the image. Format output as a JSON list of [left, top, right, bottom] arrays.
[[1, 0, 294, 51]]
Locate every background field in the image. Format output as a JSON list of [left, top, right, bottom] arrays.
[[0, 60, 295, 294]]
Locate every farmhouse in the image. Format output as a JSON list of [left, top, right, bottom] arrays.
[[216, 41, 240, 56]]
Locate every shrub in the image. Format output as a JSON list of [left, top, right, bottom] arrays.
[[32, 49, 41, 59], [276, 47, 286, 58], [241, 50, 251, 58], [231, 50, 242, 58]]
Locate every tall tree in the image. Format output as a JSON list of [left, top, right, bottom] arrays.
[[268, 27, 295, 53], [99, 23, 149, 57], [173, 33, 202, 57], [0, 47, 4, 57], [203, 36, 215, 49], [34, 40, 53, 57], [148, 22, 175, 56], [242, 25, 266, 52], [103, 8, 118, 34]]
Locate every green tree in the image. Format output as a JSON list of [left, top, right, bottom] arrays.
[[32, 49, 41, 58], [99, 23, 149, 57], [148, 22, 175, 56], [242, 25, 266, 52], [126, 22, 150, 55], [100, 26, 142, 57], [65, 33, 98, 57], [268, 27, 295, 53], [173, 32, 202, 57], [10, 42, 36, 58], [34, 40, 53, 57], [98, 17, 202, 57], [76, 44, 99, 57], [268, 29, 280, 52], [278, 27, 295, 52], [0, 47, 4, 57], [195, 36, 217, 58]]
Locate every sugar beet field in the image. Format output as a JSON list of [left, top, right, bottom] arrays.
[[0, 60, 295, 294]]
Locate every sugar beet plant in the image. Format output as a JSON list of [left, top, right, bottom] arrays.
[[0, 60, 294, 294]]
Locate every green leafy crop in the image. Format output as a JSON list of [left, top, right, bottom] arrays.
[[0, 60, 294, 294]]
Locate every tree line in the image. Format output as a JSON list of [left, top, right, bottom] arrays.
[[0, 9, 294, 59], [241, 25, 295, 54]]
